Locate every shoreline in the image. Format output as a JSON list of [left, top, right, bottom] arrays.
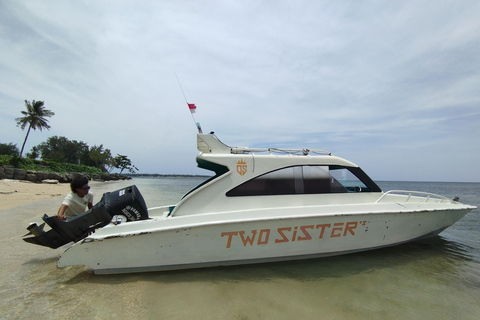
[[0, 179, 108, 211]]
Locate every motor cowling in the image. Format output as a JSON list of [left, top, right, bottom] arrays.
[[98, 185, 149, 221]]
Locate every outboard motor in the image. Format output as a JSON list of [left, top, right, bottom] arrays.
[[22, 185, 149, 249], [99, 185, 149, 222]]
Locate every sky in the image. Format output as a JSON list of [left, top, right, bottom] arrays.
[[1, 0, 479, 182]]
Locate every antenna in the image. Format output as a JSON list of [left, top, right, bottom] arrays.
[[175, 74, 202, 133]]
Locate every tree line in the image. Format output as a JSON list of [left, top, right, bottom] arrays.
[[0, 100, 138, 174]]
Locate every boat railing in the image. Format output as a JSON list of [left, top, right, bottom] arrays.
[[231, 147, 332, 156], [375, 190, 455, 204], [147, 205, 176, 215]]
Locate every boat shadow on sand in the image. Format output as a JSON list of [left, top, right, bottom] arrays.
[[61, 235, 474, 285]]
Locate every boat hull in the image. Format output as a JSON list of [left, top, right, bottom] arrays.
[[58, 206, 472, 274]]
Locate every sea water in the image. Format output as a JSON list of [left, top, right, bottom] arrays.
[[1, 178, 479, 320]]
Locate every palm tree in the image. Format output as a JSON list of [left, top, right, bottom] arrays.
[[16, 100, 55, 157]]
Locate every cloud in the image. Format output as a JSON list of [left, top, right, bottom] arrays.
[[1, 0, 479, 181]]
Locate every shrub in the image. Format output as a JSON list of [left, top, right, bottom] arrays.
[[0, 155, 103, 175]]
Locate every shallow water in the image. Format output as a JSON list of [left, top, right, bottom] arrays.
[[1, 178, 479, 319]]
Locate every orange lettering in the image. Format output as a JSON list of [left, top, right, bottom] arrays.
[[298, 225, 314, 241], [275, 227, 291, 243], [344, 222, 357, 236], [222, 221, 357, 249], [257, 229, 270, 245], [331, 223, 344, 237], [221, 231, 238, 248], [291, 226, 298, 241], [316, 224, 331, 238], [239, 230, 257, 246]]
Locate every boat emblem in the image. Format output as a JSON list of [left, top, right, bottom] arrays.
[[236, 159, 247, 176]]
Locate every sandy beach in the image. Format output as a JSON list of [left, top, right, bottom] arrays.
[[1, 178, 479, 320], [0, 178, 142, 319], [0, 179, 71, 211]]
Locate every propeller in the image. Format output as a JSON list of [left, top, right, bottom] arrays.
[[23, 222, 45, 237]]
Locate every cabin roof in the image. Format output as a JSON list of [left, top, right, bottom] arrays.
[[196, 133, 358, 172]]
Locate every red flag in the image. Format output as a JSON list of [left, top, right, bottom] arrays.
[[188, 103, 196, 113]]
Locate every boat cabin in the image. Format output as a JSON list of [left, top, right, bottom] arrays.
[[170, 133, 382, 217]]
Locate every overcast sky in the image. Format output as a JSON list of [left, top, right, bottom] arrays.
[[1, 0, 479, 182]]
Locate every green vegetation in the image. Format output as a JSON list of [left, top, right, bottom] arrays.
[[0, 155, 103, 175], [32, 136, 138, 174], [109, 154, 139, 174], [0, 99, 138, 176], [0, 143, 19, 156], [0, 137, 138, 175], [16, 100, 55, 157]]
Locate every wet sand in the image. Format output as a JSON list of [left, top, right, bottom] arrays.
[[0, 179, 143, 319]]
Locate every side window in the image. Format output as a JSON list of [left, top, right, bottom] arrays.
[[302, 166, 337, 194], [226, 167, 296, 196], [226, 165, 372, 197]]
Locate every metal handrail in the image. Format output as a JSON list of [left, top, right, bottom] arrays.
[[231, 147, 332, 156], [375, 190, 454, 204]]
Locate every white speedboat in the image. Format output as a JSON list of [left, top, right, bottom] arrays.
[[24, 133, 476, 274]]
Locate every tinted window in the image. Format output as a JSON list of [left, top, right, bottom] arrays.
[[226, 165, 377, 197]]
